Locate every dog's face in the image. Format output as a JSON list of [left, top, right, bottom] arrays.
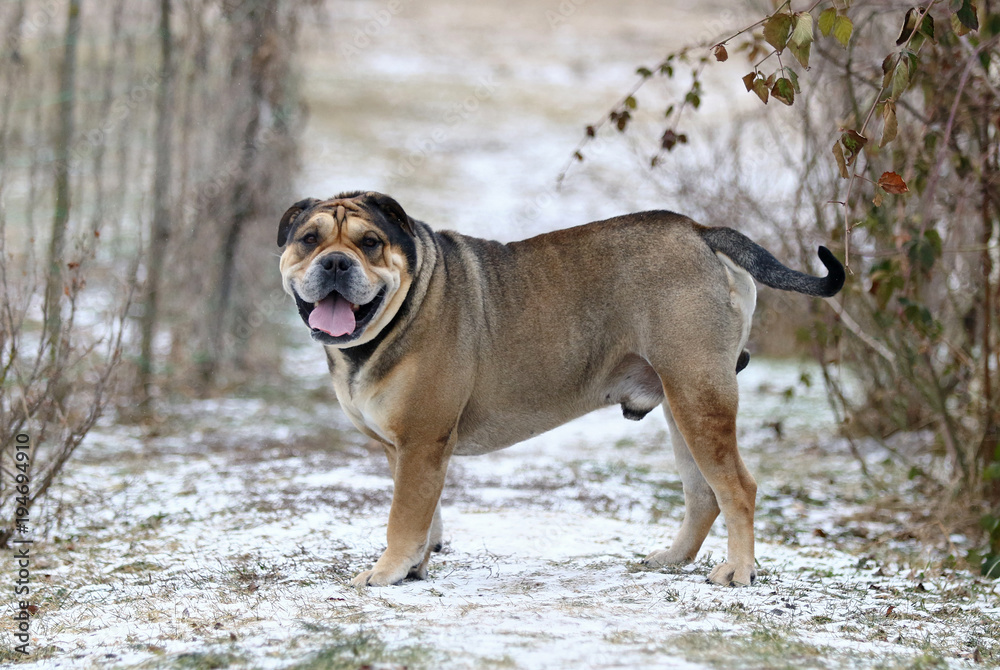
[[277, 191, 417, 347]]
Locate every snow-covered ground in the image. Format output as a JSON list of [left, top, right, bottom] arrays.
[[3, 0, 998, 667], [3, 347, 996, 669]]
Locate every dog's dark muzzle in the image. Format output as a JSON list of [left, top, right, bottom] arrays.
[[293, 253, 386, 346]]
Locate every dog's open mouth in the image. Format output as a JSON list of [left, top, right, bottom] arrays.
[[294, 289, 385, 344]]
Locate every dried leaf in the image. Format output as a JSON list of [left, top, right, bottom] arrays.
[[880, 100, 898, 147], [752, 77, 769, 104], [881, 53, 897, 89], [714, 44, 729, 62], [891, 58, 910, 98], [661, 129, 679, 150], [950, 12, 971, 36], [818, 7, 837, 36], [772, 77, 795, 105], [610, 109, 631, 132], [585, 125, 596, 137], [742, 71, 757, 92], [896, 7, 921, 45], [833, 142, 849, 178], [878, 171, 909, 194], [764, 13, 793, 52], [788, 39, 811, 68], [787, 68, 800, 93], [574, 151, 584, 162], [840, 129, 867, 166], [920, 12, 936, 41], [956, 0, 979, 31], [833, 15, 854, 48], [873, 190, 884, 207]]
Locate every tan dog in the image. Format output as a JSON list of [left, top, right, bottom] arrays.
[[277, 191, 844, 587]]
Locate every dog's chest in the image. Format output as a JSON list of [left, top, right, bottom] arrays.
[[331, 375, 398, 445]]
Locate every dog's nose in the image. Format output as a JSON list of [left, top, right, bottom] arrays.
[[320, 253, 352, 274]]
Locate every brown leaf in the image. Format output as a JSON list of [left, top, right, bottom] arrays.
[[832, 142, 849, 178], [660, 129, 687, 151], [742, 71, 756, 92], [771, 78, 795, 105], [877, 171, 909, 194], [764, 13, 793, 52], [752, 77, 769, 104], [661, 129, 679, 150], [873, 190, 884, 207], [585, 125, 595, 138], [840, 129, 868, 166], [714, 44, 729, 62], [880, 100, 897, 148]]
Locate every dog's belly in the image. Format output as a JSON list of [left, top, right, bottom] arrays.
[[452, 355, 665, 456], [453, 408, 598, 456]]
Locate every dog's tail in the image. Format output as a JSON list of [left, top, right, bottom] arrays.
[[698, 226, 845, 298]]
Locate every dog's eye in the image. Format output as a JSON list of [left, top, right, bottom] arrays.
[[301, 233, 318, 245], [362, 235, 382, 249]]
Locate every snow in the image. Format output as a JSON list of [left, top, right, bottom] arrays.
[[3, 0, 997, 666], [3, 355, 995, 669]]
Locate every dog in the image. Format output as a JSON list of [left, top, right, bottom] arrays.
[[277, 191, 844, 587]]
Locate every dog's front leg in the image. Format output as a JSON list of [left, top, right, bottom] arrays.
[[351, 436, 453, 587]]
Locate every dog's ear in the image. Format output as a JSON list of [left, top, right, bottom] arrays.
[[277, 198, 321, 247], [367, 193, 413, 236]]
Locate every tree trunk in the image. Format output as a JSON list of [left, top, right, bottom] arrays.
[[199, 0, 272, 388], [44, 0, 82, 368], [139, 0, 174, 416]]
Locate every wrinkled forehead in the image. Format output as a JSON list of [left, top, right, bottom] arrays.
[[300, 198, 374, 237]]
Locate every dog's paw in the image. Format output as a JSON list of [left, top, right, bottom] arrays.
[[350, 565, 407, 588], [641, 549, 691, 568], [707, 561, 756, 587]]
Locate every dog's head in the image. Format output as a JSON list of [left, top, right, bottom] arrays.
[[277, 191, 417, 347]]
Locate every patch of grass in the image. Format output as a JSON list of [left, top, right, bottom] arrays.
[[114, 560, 164, 574], [165, 651, 247, 669], [0, 645, 60, 664], [478, 654, 518, 668], [288, 627, 434, 670], [670, 626, 829, 669], [870, 650, 950, 670]]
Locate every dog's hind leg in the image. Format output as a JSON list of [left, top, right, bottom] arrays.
[[429, 502, 444, 553], [651, 365, 757, 586], [643, 404, 720, 567]]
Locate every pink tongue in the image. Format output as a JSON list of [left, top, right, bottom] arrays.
[[308, 294, 356, 337]]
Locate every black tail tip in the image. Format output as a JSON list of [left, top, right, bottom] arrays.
[[817, 246, 846, 297]]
